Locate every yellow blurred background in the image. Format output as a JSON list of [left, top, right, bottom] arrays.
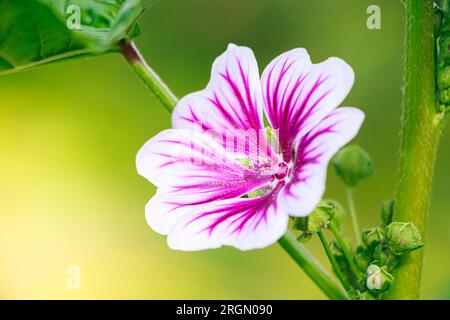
[[0, 0, 449, 299]]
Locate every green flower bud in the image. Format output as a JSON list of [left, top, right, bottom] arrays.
[[322, 199, 346, 228], [293, 200, 334, 242], [373, 244, 389, 265], [381, 200, 394, 227], [385, 222, 424, 255], [439, 87, 450, 105], [354, 246, 371, 271], [332, 144, 374, 187], [362, 227, 385, 253], [438, 62, 450, 88], [366, 264, 394, 292]]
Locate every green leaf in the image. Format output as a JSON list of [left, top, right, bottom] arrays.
[[0, 0, 155, 74]]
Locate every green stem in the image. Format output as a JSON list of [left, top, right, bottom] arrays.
[[385, 0, 442, 300], [120, 41, 178, 113], [317, 230, 352, 293], [328, 221, 362, 288], [346, 188, 361, 246], [442, 0, 450, 13], [278, 231, 348, 300]]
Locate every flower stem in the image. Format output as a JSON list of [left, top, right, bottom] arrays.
[[120, 41, 178, 113], [328, 221, 362, 289], [346, 187, 361, 246], [385, 0, 442, 300], [443, 0, 450, 12], [317, 230, 352, 293], [278, 231, 349, 300]]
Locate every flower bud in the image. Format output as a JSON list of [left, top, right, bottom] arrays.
[[332, 144, 374, 187], [385, 222, 424, 255], [373, 244, 389, 265], [362, 227, 385, 253], [322, 199, 346, 228], [308, 211, 329, 231], [366, 264, 394, 292], [438, 63, 450, 89], [293, 200, 334, 242], [439, 87, 450, 105]]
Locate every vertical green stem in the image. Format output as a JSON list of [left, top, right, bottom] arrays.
[[346, 188, 361, 245], [443, 0, 450, 12], [278, 231, 348, 300], [385, 0, 442, 299], [317, 230, 352, 293], [120, 41, 178, 113]]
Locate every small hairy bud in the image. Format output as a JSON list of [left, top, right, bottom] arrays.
[[366, 264, 394, 292], [323, 199, 346, 228], [385, 222, 424, 255], [373, 244, 389, 265], [293, 200, 335, 242], [362, 227, 385, 252], [332, 144, 374, 187]]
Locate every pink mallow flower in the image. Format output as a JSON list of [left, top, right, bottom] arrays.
[[136, 44, 364, 251]]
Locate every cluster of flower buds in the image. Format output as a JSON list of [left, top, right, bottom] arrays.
[[358, 219, 423, 297], [293, 142, 424, 299]]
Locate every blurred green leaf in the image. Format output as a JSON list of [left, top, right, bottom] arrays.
[[0, 0, 154, 74]]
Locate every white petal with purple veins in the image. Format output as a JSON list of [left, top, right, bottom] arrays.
[[279, 107, 365, 216], [261, 49, 354, 162], [172, 44, 277, 162], [173, 44, 264, 132], [137, 129, 275, 235], [167, 184, 289, 251]]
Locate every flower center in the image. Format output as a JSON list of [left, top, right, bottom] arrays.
[[275, 162, 289, 180]]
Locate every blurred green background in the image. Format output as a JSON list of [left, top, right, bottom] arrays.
[[0, 0, 449, 299]]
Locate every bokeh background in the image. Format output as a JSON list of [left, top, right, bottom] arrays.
[[0, 0, 449, 299]]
